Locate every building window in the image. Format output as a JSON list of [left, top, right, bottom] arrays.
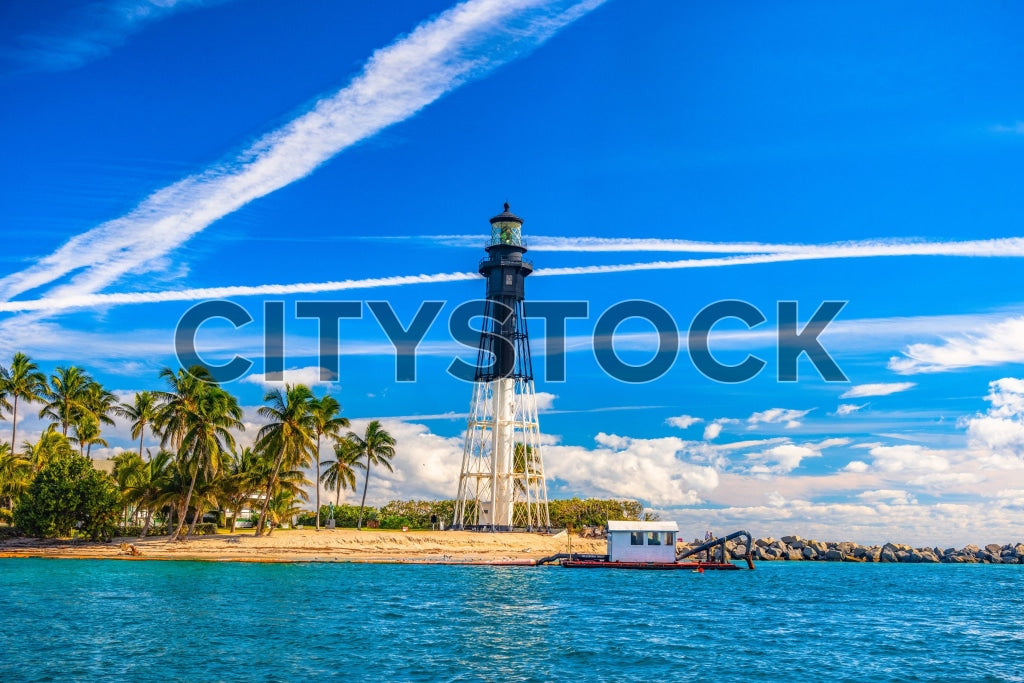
[[647, 532, 661, 546], [630, 532, 643, 545]]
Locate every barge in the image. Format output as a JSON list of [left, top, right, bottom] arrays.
[[537, 522, 754, 570]]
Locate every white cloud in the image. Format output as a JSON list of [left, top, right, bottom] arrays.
[[667, 414, 702, 429], [866, 444, 950, 474], [843, 460, 870, 473], [840, 382, 916, 398], [747, 408, 811, 429], [856, 489, 916, 505], [835, 403, 866, 416], [747, 444, 819, 475], [533, 391, 557, 412], [964, 378, 1024, 461], [0, 0, 605, 314], [241, 366, 339, 388], [546, 433, 719, 506], [742, 437, 848, 475], [889, 316, 1024, 374], [703, 420, 729, 441]]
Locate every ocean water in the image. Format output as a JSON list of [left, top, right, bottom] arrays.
[[1, 559, 1022, 682]]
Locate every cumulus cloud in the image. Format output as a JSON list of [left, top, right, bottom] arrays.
[[840, 383, 916, 398], [964, 378, 1024, 461], [545, 433, 719, 506], [835, 403, 867, 416], [742, 437, 849, 475], [865, 444, 951, 474], [856, 489, 916, 505], [889, 317, 1024, 374], [533, 391, 557, 412], [702, 419, 739, 441], [667, 414, 702, 429], [747, 408, 812, 429], [242, 366, 339, 387]]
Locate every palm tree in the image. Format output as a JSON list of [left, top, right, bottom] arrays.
[[265, 488, 307, 537], [253, 384, 315, 536], [0, 443, 32, 511], [72, 413, 108, 457], [0, 352, 46, 451], [320, 436, 364, 514], [83, 381, 117, 431], [124, 449, 174, 538], [349, 420, 396, 530], [22, 425, 75, 472], [153, 366, 214, 450], [172, 382, 242, 540], [309, 394, 349, 530], [220, 447, 269, 532], [112, 450, 148, 526], [39, 365, 92, 436], [114, 391, 159, 458]]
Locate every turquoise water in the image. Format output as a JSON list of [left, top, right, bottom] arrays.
[[1, 559, 1022, 682]]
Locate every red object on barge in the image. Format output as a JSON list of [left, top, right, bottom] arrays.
[[560, 559, 742, 570]]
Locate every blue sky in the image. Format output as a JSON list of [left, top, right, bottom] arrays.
[[3, 0, 1024, 546]]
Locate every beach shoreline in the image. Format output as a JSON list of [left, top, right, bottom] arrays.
[[0, 529, 606, 564]]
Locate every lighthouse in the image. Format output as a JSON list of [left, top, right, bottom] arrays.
[[453, 204, 550, 531]]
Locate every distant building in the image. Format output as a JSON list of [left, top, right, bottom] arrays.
[[606, 520, 679, 563]]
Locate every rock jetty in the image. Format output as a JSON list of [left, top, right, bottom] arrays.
[[680, 535, 1024, 564]]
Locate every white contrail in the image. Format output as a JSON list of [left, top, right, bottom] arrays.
[[0, 0, 606, 305], [4, 237, 1024, 313], [0, 272, 479, 312], [434, 234, 1024, 256]]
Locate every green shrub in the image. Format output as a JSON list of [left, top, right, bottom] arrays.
[[14, 451, 120, 541]]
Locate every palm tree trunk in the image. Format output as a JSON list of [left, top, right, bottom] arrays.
[[357, 460, 371, 530], [139, 509, 153, 539], [256, 450, 286, 537], [138, 431, 144, 459], [187, 506, 201, 536], [10, 396, 18, 452], [314, 434, 322, 531], [173, 468, 199, 540]]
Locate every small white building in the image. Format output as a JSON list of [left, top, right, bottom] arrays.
[[606, 520, 679, 563]]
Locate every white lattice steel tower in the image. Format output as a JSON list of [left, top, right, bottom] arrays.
[[453, 204, 550, 531]]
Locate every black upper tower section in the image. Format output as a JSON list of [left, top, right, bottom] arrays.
[[475, 204, 535, 382]]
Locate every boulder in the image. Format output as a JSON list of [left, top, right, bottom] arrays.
[[785, 549, 803, 561], [755, 537, 774, 548], [781, 535, 802, 544], [802, 546, 816, 560], [825, 548, 844, 561]]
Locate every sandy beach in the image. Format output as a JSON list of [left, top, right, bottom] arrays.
[[0, 529, 607, 564]]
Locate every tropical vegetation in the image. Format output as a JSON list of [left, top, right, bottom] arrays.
[[0, 353, 652, 542], [0, 353, 386, 540]]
